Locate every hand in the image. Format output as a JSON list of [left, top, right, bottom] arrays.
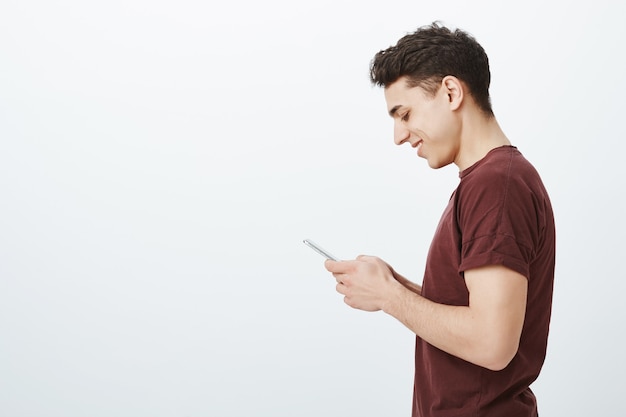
[[324, 255, 399, 312]]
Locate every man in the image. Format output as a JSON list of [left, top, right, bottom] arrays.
[[324, 22, 555, 417]]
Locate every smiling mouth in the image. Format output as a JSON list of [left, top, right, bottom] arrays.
[[412, 140, 423, 156]]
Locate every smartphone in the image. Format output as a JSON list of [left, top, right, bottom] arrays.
[[303, 239, 340, 261]]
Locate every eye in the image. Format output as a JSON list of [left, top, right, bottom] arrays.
[[401, 111, 410, 122]]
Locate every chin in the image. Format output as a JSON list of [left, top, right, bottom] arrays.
[[425, 153, 455, 169], [426, 158, 443, 169]]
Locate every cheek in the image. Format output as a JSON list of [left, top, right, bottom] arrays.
[[428, 112, 459, 143], [424, 117, 460, 165]]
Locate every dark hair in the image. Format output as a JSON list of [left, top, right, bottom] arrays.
[[370, 22, 493, 116]]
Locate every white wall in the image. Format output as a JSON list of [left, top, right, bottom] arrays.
[[1, 1, 624, 415]]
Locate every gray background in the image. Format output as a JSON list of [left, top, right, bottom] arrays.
[[1, 0, 625, 415]]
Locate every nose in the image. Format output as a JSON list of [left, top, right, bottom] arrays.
[[393, 120, 410, 146]]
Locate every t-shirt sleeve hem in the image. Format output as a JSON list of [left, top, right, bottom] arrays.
[[459, 252, 529, 279]]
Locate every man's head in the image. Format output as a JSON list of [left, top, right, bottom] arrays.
[[370, 23, 500, 169], [370, 22, 493, 117]]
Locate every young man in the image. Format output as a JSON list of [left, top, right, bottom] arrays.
[[324, 23, 555, 417]]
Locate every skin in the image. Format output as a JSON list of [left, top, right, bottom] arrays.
[[324, 76, 528, 371]]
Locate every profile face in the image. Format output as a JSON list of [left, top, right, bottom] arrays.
[[384, 77, 460, 169]]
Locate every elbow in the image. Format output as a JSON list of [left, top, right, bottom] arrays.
[[482, 355, 515, 372], [475, 341, 519, 371]]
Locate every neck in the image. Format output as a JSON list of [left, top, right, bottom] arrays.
[[454, 112, 510, 171]]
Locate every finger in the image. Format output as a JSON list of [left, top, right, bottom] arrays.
[[343, 296, 350, 306], [324, 259, 354, 273], [324, 259, 338, 272]]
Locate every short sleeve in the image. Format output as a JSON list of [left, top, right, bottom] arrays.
[[456, 152, 541, 279]]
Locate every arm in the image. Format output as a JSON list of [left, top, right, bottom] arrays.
[[325, 258, 527, 371], [386, 264, 527, 370]]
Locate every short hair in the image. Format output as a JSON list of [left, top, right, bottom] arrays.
[[370, 22, 493, 116]]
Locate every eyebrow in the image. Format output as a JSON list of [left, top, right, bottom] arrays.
[[388, 105, 402, 118]]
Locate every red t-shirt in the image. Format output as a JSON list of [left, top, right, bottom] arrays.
[[413, 146, 555, 417]]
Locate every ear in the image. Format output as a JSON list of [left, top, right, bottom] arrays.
[[441, 76, 464, 111]]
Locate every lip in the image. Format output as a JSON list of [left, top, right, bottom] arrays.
[[412, 139, 424, 156]]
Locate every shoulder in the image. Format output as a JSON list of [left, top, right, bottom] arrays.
[[455, 146, 551, 233], [460, 146, 543, 195]]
